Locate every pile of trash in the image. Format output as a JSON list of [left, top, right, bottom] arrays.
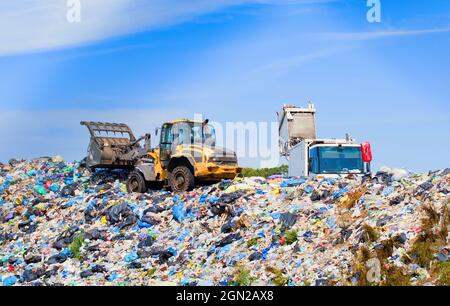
[[0, 157, 448, 286]]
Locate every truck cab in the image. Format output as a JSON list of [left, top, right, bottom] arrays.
[[289, 139, 372, 178], [278, 104, 373, 179], [309, 145, 366, 175]]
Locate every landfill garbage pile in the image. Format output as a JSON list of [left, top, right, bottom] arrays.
[[0, 157, 449, 286]]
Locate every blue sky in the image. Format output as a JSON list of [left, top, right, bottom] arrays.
[[0, 0, 449, 172]]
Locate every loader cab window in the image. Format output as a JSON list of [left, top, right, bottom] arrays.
[[192, 125, 203, 144], [202, 124, 216, 147], [160, 124, 173, 161], [160, 124, 173, 145], [172, 122, 216, 146], [175, 122, 194, 146], [192, 124, 216, 144], [171, 124, 187, 146]]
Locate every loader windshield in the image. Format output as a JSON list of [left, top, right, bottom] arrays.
[[174, 122, 216, 145], [311, 146, 364, 174]]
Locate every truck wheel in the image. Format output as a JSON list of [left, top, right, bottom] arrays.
[[126, 171, 147, 193], [169, 166, 195, 192]]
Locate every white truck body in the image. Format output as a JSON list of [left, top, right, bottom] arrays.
[[279, 104, 371, 178], [288, 141, 308, 177]]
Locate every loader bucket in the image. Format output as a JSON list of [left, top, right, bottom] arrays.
[[80, 121, 139, 169]]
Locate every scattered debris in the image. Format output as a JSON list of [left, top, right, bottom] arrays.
[[0, 158, 448, 286]]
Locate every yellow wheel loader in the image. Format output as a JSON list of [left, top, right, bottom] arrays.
[[81, 120, 241, 193]]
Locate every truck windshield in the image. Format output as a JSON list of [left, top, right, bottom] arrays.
[[316, 146, 363, 174]]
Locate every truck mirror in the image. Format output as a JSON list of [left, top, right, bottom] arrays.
[[155, 128, 159, 136]]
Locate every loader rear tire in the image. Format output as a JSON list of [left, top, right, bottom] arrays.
[[126, 171, 147, 193], [169, 166, 195, 193]]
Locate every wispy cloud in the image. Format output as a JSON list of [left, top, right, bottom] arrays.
[[315, 27, 450, 41], [0, 0, 332, 56], [54, 42, 161, 62], [253, 48, 341, 73]]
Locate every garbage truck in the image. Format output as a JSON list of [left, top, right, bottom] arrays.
[[81, 120, 241, 193], [277, 104, 372, 178]]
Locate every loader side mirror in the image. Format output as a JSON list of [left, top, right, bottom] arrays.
[[155, 128, 159, 136]]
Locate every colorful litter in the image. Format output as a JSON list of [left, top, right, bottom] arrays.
[[0, 157, 448, 286]]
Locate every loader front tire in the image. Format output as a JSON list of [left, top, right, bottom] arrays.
[[126, 171, 147, 193], [169, 166, 195, 193]]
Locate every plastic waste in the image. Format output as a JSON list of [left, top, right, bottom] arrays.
[[2, 275, 17, 286], [0, 157, 447, 286], [172, 203, 187, 222]]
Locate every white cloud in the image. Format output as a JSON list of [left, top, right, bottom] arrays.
[[315, 27, 450, 41], [0, 0, 331, 56], [253, 48, 341, 73]]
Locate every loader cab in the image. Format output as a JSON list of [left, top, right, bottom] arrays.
[[159, 120, 217, 163]]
